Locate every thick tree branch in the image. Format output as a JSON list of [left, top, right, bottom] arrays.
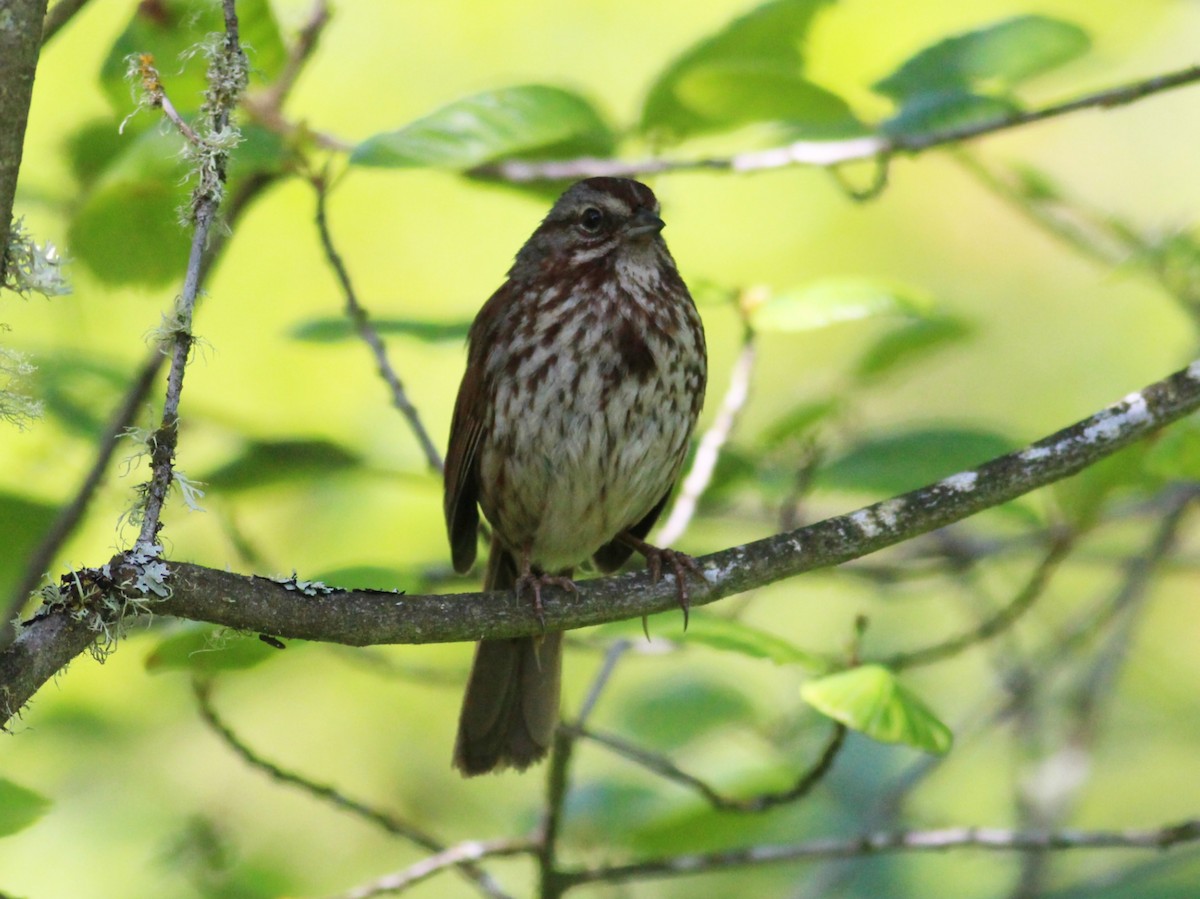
[[471, 64, 1200, 184], [4, 358, 1200, 725], [0, 0, 48, 284]]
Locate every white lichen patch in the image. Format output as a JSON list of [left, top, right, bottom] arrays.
[[851, 499, 906, 538], [850, 508, 881, 538], [1188, 359, 1200, 381], [1082, 391, 1150, 445], [940, 471, 978, 492]]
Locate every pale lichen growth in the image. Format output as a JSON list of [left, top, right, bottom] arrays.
[[940, 471, 978, 493], [2, 218, 70, 299], [270, 572, 337, 596]]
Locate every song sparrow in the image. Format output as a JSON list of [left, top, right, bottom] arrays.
[[444, 177, 707, 776]]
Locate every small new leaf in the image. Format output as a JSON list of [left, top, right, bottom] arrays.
[[801, 665, 953, 753]]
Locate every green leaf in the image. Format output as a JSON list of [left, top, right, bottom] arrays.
[[289, 316, 472, 344], [1053, 442, 1156, 528], [874, 15, 1091, 102], [819, 427, 1017, 495], [684, 613, 830, 671], [145, 624, 281, 674], [0, 493, 58, 598], [202, 439, 364, 491], [34, 355, 130, 439], [854, 315, 973, 382], [671, 64, 860, 135], [67, 128, 192, 286], [749, 279, 936, 333], [801, 665, 952, 753], [64, 118, 131, 189], [0, 778, 52, 837], [1146, 417, 1200, 481], [760, 398, 839, 449], [881, 89, 1018, 139], [618, 676, 756, 750], [640, 0, 831, 138], [351, 85, 614, 169], [100, 0, 285, 115]]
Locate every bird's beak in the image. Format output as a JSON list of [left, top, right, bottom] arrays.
[[625, 207, 665, 239]]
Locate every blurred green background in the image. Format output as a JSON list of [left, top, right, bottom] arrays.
[[2, 0, 1200, 896]]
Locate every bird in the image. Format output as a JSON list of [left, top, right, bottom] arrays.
[[444, 177, 707, 776]]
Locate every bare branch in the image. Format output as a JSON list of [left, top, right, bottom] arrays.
[[576, 723, 845, 813], [329, 838, 532, 899], [880, 533, 1073, 670], [556, 819, 1200, 888], [312, 175, 444, 472], [472, 65, 1200, 184], [193, 679, 512, 899]]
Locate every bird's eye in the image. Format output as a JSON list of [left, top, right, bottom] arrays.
[[579, 207, 604, 233]]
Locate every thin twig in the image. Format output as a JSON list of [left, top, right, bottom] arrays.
[[135, 3, 247, 547], [192, 679, 511, 899], [312, 175, 444, 472], [575, 723, 846, 814], [1, 169, 278, 646], [472, 65, 1200, 184], [657, 323, 755, 546], [555, 819, 1200, 889], [575, 638, 632, 726], [538, 729, 573, 899], [328, 838, 531, 899], [880, 533, 1074, 670], [256, 0, 329, 111]]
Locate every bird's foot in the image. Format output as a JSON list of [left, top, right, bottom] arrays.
[[618, 533, 704, 630], [514, 570, 578, 631]]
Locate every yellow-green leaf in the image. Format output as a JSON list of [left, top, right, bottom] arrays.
[[801, 665, 953, 753]]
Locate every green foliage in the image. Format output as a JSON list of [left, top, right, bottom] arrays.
[[801, 665, 953, 753], [639, 0, 841, 138], [617, 674, 757, 750], [145, 624, 282, 674], [853, 315, 973, 382], [682, 612, 830, 670], [874, 16, 1091, 102], [748, 278, 936, 333], [875, 16, 1091, 137], [289, 316, 471, 344], [0, 778, 52, 838], [351, 85, 615, 169], [200, 439, 364, 492], [819, 427, 1017, 495]]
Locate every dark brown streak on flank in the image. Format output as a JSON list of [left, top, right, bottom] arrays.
[[616, 315, 657, 381]]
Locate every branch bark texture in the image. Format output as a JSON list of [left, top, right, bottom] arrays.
[[0, 0, 48, 283]]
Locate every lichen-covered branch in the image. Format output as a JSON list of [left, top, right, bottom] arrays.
[[134, 1, 247, 547], [0, 0, 49, 285], [5, 357, 1200, 726]]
